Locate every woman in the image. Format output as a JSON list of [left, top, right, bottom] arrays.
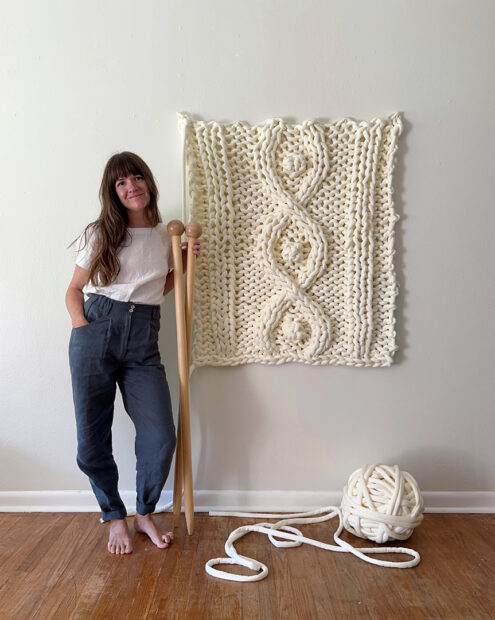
[[65, 151, 199, 555]]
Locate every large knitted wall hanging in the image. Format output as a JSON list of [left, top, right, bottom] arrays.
[[178, 112, 402, 369]]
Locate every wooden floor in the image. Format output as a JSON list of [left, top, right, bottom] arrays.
[[0, 513, 494, 619]]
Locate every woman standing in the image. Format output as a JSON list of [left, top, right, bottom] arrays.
[[65, 152, 199, 554]]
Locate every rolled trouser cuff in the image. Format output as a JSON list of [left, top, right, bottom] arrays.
[[136, 501, 156, 516], [101, 508, 128, 522]]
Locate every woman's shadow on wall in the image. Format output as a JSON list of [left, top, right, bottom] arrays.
[[390, 113, 409, 365]]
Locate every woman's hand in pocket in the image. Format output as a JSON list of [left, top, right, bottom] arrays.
[[72, 317, 89, 329]]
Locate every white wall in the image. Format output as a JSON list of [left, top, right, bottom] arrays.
[[1, 0, 493, 506]]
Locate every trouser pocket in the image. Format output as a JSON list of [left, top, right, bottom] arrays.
[[84, 294, 112, 323], [69, 295, 113, 362], [69, 318, 112, 360]]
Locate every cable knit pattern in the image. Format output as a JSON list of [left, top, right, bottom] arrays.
[[178, 113, 402, 368]]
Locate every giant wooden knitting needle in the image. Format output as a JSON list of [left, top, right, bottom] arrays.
[[174, 222, 202, 527], [167, 220, 201, 534], [172, 221, 202, 529], [167, 219, 194, 535]]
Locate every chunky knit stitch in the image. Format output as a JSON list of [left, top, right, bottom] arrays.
[[178, 113, 402, 368]]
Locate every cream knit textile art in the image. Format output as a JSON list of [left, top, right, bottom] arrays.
[[179, 113, 402, 368]]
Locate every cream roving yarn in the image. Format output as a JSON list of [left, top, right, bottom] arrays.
[[178, 112, 402, 370], [205, 464, 423, 582], [341, 464, 424, 543]]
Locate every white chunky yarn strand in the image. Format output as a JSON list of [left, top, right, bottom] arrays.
[[179, 113, 402, 369], [205, 464, 423, 581], [205, 505, 420, 582]]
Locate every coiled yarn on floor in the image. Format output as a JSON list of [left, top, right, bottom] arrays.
[[205, 464, 423, 582], [178, 112, 403, 370], [341, 464, 424, 543]]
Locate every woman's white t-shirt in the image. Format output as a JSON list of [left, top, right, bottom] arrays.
[[74, 223, 174, 306]]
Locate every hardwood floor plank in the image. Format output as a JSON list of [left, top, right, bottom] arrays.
[[291, 521, 353, 620], [86, 518, 157, 620], [64, 518, 117, 620], [0, 513, 63, 591], [264, 520, 300, 619], [217, 518, 243, 619], [0, 516, 22, 561], [183, 514, 226, 619], [312, 519, 373, 619], [35, 514, 104, 620], [236, 518, 279, 620], [146, 513, 203, 618], [0, 514, 75, 619]]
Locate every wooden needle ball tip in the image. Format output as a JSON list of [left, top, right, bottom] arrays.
[[167, 220, 185, 236], [185, 221, 202, 238]]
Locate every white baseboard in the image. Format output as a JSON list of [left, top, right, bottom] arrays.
[[0, 490, 493, 513]]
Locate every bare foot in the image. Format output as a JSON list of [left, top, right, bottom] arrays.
[[107, 519, 133, 554], [134, 513, 173, 549]]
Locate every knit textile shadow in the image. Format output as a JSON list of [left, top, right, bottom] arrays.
[[178, 113, 403, 369]]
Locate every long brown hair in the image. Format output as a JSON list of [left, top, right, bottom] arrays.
[[70, 152, 161, 286]]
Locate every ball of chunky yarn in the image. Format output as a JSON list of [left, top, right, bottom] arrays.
[[340, 464, 424, 544]]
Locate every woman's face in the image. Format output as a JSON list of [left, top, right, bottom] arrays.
[[115, 173, 151, 212]]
